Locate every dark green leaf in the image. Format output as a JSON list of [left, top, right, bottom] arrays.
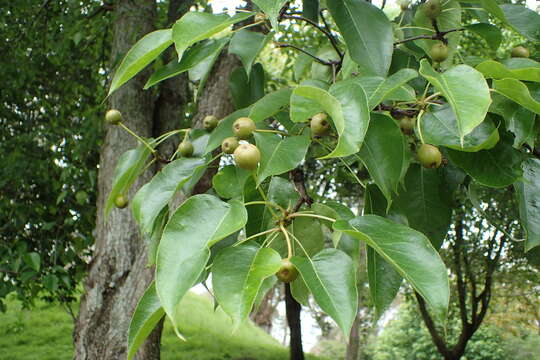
[[493, 79, 540, 115], [351, 69, 418, 109], [229, 30, 272, 77], [500, 4, 540, 42], [289, 80, 329, 123], [249, 88, 293, 123], [23, 252, 40, 271], [515, 159, 540, 252], [303, 0, 319, 22], [212, 165, 251, 199], [230, 63, 265, 109], [252, 0, 288, 30], [291, 249, 358, 335], [465, 23, 502, 51], [328, 0, 393, 77], [490, 94, 536, 148], [476, 58, 540, 82]]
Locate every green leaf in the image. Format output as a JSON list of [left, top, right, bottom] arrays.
[[358, 113, 410, 207], [212, 165, 251, 199], [413, 0, 461, 66], [127, 282, 165, 360], [146, 208, 168, 266], [289, 80, 329, 123], [447, 137, 523, 188], [145, 38, 228, 89], [172, 12, 253, 59], [493, 79, 540, 115], [291, 276, 310, 306], [229, 30, 272, 77], [43, 274, 59, 292], [479, 0, 506, 23], [500, 4, 540, 42], [109, 30, 173, 96], [252, 0, 288, 30], [290, 249, 358, 335], [105, 143, 153, 218], [328, 0, 393, 77], [515, 159, 540, 252], [394, 165, 452, 248], [311, 45, 341, 82], [465, 23, 502, 51], [419, 60, 491, 142], [334, 215, 449, 321], [271, 217, 325, 258], [212, 244, 282, 329], [205, 108, 251, 154], [303, 0, 319, 22], [351, 69, 419, 109], [132, 158, 206, 235], [156, 195, 247, 331], [249, 88, 293, 123], [292, 83, 370, 159], [476, 58, 540, 83], [490, 94, 536, 148], [420, 105, 499, 152], [254, 132, 311, 185], [364, 185, 403, 317], [230, 63, 265, 109], [23, 252, 40, 271]]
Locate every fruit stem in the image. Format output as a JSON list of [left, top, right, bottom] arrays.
[[234, 227, 280, 247], [244, 201, 286, 214], [280, 222, 293, 258], [423, 92, 441, 103], [287, 213, 336, 223], [205, 152, 224, 166], [254, 129, 289, 136], [232, 19, 265, 33], [253, 174, 279, 219], [314, 138, 366, 188], [119, 123, 156, 155], [155, 129, 186, 144], [417, 109, 426, 145]]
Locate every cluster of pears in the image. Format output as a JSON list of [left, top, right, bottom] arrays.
[[398, 116, 442, 169], [221, 117, 261, 171]]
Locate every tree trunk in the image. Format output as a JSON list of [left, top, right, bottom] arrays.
[[285, 283, 305, 360], [73, 1, 160, 359]]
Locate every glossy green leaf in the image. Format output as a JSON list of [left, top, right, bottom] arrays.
[[289, 80, 329, 123], [515, 159, 540, 252], [447, 137, 523, 188], [394, 165, 452, 248], [465, 23, 501, 51], [290, 249, 358, 334], [476, 58, 540, 82], [271, 217, 325, 258], [212, 244, 281, 329], [500, 4, 540, 42], [420, 105, 499, 152], [292, 83, 369, 159], [490, 94, 536, 148], [358, 113, 409, 207], [109, 29, 172, 96], [105, 143, 153, 218], [303, 0, 319, 22], [351, 69, 418, 109], [254, 132, 311, 185], [127, 282, 165, 360], [364, 185, 404, 317], [229, 30, 272, 77], [132, 158, 206, 235], [249, 88, 293, 123], [156, 195, 247, 330], [252, 0, 288, 29], [146, 208, 168, 267], [414, 0, 461, 66], [172, 12, 253, 59], [419, 60, 491, 142], [493, 79, 540, 115], [230, 63, 265, 109], [145, 38, 228, 89], [328, 0, 393, 77], [334, 215, 449, 321], [291, 276, 310, 306], [205, 108, 251, 153], [212, 165, 251, 199]]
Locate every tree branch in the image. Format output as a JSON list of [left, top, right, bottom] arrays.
[[453, 210, 470, 327], [394, 28, 464, 46], [415, 293, 451, 358], [275, 42, 338, 66], [290, 168, 313, 213]]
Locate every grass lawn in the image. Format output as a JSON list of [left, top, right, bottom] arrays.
[[0, 292, 322, 360]]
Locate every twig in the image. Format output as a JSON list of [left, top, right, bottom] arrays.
[[281, 14, 343, 59], [394, 28, 464, 45], [290, 168, 313, 213], [275, 42, 337, 66]]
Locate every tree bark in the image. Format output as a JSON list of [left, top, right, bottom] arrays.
[[285, 283, 305, 360], [74, 1, 159, 359]]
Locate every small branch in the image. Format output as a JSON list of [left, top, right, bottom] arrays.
[[394, 28, 464, 45], [415, 293, 451, 357], [281, 14, 343, 59], [275, 42, 337, 66], [290, 168, 313, 213], [377, 104, 419, 117]]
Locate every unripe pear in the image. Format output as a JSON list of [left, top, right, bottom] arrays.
[[276, 259, 299, 283], [178, 140, 194, 157], [418, 144, 442, 168], [422, 0, 442, 20], [399, 117, 416, 135], [203, 115, 219, 131], [114, 194, 129, 209], [221, 137, 239, 154], [234, 143, 261, 171], [310, 113, 331, 136], [233, 117, 257, 139], [105, 109, 122, 125], [511, 46, 529, 58], [430, 42, 448, 63]]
